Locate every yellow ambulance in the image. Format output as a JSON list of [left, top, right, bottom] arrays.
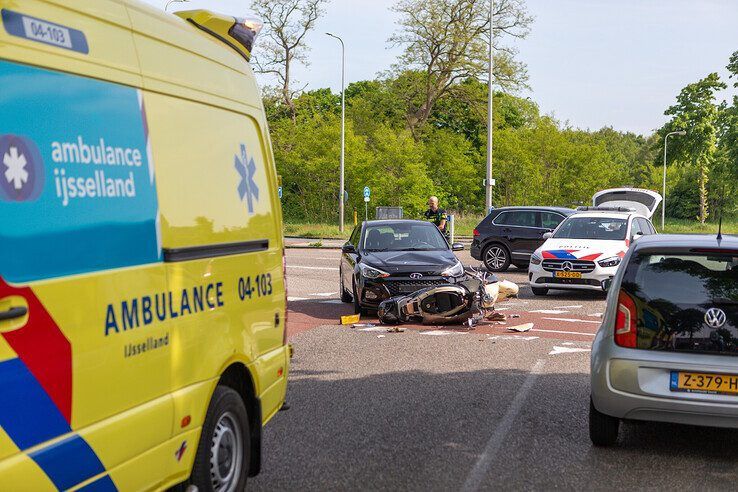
[[0, 1, 288, 490]]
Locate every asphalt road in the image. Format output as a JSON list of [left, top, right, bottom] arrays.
[[250, 248, 738, 490]]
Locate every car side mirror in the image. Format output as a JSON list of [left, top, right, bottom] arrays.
[[631, 232, 644, 242], [341, 243, 356, 254], [542, 232, 553, 240], [602, 278, 612, 292], [451, 242, 465, 251]]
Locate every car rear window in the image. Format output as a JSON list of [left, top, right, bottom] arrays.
[[621, 252, 738, 354], [553, 217, 627, 240]]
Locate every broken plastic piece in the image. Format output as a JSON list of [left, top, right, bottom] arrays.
[[507, 323, 534, 332]]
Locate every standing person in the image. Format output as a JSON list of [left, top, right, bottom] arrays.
[[424, 196, 449, 239]]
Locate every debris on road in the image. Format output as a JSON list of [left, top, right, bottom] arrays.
[[341, 314, 361, 325], [489, 335, 539, 341], [507, 323, 534, 332], [352, 323, 375, 329], [510, 314, 521, 319], [386, 326, 405, 333], [377, 335, 386, 339], [486, 312, 506, 322]]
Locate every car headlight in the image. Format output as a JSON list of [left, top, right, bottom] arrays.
[[359, 264, 390, 279], [530, 253, 542, 266], [598, 256, 621, 268], [441, 261, 465, 277]]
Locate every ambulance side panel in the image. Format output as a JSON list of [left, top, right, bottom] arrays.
[[0, 1, 177, 489]]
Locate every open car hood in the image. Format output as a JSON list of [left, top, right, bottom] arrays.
[[592, 188, 662, 219]]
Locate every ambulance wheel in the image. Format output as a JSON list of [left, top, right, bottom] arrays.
[[190, 386, 250, 492], [483, 244, 511, 272], [531, 287, 549, 296]]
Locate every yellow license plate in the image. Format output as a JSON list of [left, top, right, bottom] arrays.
[[671, 371, 738, 395], [554, 271, 581, 279]]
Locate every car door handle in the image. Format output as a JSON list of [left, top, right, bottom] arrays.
[[0, 306, 27, 321]]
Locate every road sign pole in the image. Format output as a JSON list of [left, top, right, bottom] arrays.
[[365, 201, 368, 221]]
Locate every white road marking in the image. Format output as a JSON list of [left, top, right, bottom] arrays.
[[588, 313, 604, 318], [530, 328, 596, 336], [555, 304, 583, 309], [541, 317, 601, 324], [320, 299, 344, 304], [529, 309, 569, 314], [488, 335, 539, 341], [549, 346, 591, 355], [494, 307, 510, 311], [357, 326, 386, 332], [287, 265, 340, 271], [462, 359, 546, 492], [419, 330, 467, 336], [287, 296, 309, 301], [313, 292, 338, 297]]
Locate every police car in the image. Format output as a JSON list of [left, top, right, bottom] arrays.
[[528, 189, 661, 295]]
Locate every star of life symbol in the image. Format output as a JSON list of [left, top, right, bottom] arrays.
[[234, 143, 259, 214], [4, 146, 28, 190]]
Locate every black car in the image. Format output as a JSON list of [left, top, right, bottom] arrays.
[[470, 206, 574, 272], [340, 220, 465, 313]]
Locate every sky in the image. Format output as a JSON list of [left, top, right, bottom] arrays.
[[143, 0, 738, 135]]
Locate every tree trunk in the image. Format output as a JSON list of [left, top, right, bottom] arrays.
[[698, 160, 709, 224]]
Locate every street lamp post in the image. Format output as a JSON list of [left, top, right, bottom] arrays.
[[165, 0, 188, 11], [662, 130, 686, 231], [326, 32, 346, 233], [485, 0, 494, 212]]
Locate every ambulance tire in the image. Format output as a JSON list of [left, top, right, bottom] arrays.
[[190, 386, 250, 492]]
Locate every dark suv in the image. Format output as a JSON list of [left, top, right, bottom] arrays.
[[471, 206, 575, 271]]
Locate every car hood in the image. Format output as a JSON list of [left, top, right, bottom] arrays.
[[362, 250, 458, 274], [534, 238, 628, 261]]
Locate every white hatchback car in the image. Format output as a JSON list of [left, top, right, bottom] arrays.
[[528, 189, 661, 295]]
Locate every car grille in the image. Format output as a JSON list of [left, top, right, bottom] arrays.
[[384, 279, 449, 296], [535, 277, 601, 287], [542, 259, 595, 273]]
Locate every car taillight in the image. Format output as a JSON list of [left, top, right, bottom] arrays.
[[614, 290, 637, 348], [282, 248, 288, 345], [473, 228, 480, 237]]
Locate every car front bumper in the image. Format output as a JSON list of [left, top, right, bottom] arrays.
[[591, 331, 738, 428], [528, 262, 616, 291], [357, 275, 454, 309]]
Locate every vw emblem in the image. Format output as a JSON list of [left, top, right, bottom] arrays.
[[705, 308, 727, 329], [562, 261, 573, 272], [409, 273, 423, 279]]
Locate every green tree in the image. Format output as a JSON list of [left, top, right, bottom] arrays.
[[656, 73, 726, 223], [251, 0, 328, 121], [388, 0, 532, 137]]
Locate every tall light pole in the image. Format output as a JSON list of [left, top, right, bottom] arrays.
[[326, 32, 346, 233], [485, 0, 494, 212], [165, 0, 188, 11], [662, 130, 686, 231]]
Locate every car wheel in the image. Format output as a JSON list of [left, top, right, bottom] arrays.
[[531, 287, 548, 296], [189, 386, 249, 492], [352, 280, 365, 315], [483, 244, 511, 272], [589, 398, 619, 447], [340, 269, 352, 303]]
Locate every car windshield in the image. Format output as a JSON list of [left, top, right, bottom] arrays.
[[363, 223, 448, 252], [553, 216, 627, 240]]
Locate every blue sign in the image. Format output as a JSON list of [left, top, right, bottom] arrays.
[[0, 60, 160, 282], [363, 186, 370, 198], [278, 186, 283, 199], [2, 9, 89, 55]]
